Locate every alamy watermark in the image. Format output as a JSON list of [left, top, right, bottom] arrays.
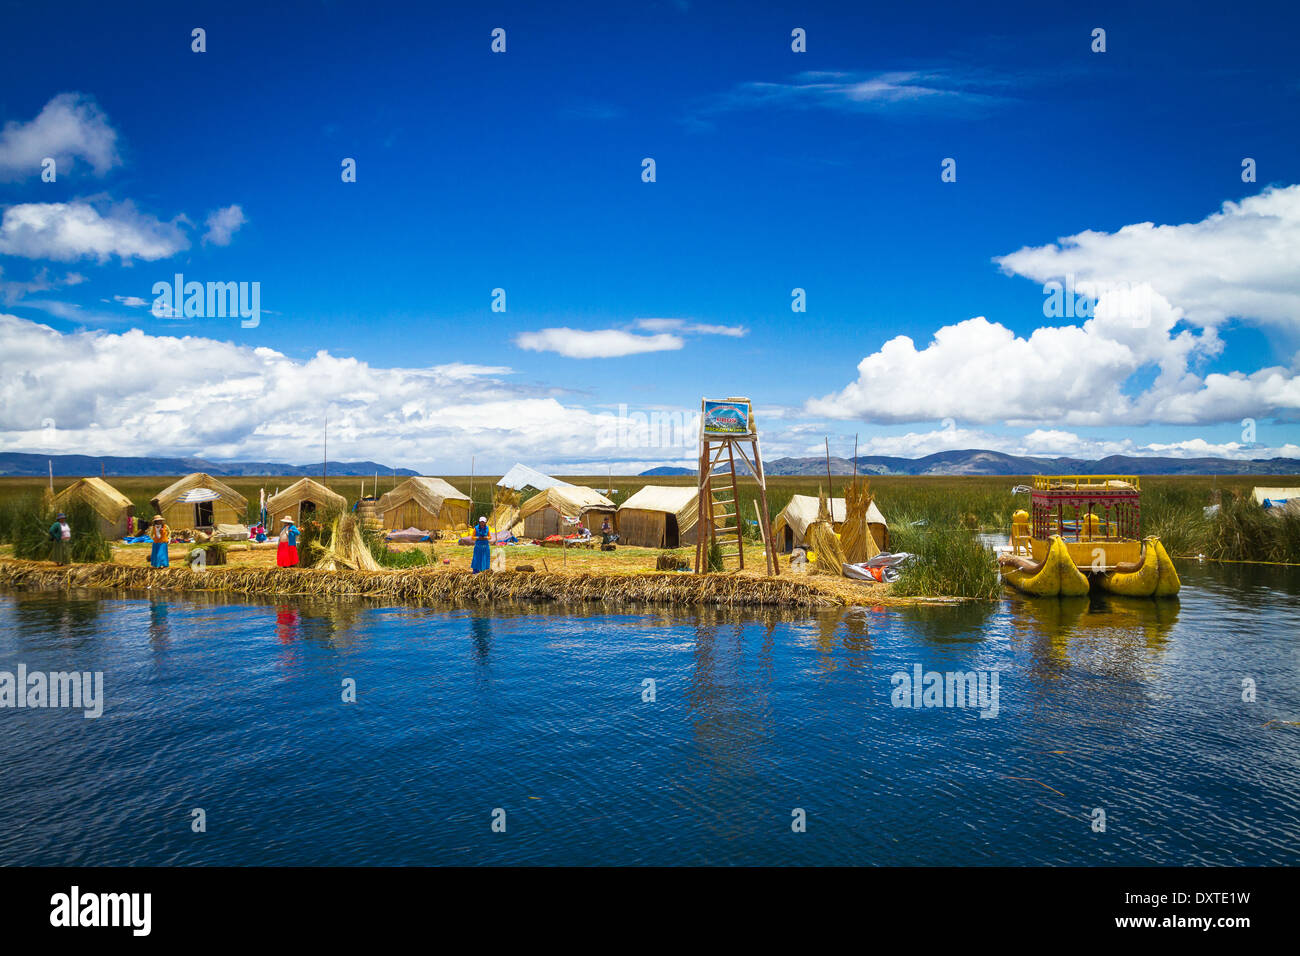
[[890, 664, 1000, 718], [0, 664, 103, 718], [595, 404, 700, 451], [1042, 273, 1153, 327], [151, 272, 260, 328]]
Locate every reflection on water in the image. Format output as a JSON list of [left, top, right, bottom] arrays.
[[0, 563, 1298, 866]]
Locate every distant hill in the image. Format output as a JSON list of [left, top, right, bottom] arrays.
[[650, 449, 1300, 478], [639, 466, 695, 476], [0, 453, 419, 478]]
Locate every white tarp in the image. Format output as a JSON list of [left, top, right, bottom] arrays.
[[497, 463, 573, 492]]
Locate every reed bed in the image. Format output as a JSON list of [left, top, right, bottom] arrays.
[[0, 560, 840, 608]]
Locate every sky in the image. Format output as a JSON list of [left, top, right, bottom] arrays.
[[1, 0, 1298, 473]]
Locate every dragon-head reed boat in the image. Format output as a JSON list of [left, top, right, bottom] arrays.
[[999, 475, 1179, 597]]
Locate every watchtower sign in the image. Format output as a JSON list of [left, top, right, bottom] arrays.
[[700, 398, 753, 437]]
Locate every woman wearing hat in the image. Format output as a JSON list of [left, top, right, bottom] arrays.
[[277, 516, 300, 567], [471, 516, 492, 573], [47, 512, 72, 566], [148, 515, 171, 568]]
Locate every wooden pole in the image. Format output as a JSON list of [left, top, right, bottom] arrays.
[[852, 433, 858, 483], [470, 456, 475, 518], [825, 437, 833, 507]]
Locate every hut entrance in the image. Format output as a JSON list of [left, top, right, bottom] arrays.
[[194, 501, 215, 528], [300, 500, 317, 521], [664, 514, 680, 549]]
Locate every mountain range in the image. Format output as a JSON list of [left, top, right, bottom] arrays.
[[0, 453, 418, 478], [643, 449, 1300, 477]]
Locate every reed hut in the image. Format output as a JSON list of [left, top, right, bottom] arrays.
[[519, 485, 616, 538], [617, 485, 700, 548], [772, 494, 888, 553], [266, 478, 347, 533], [376, 477, 470, 531], [53, 477, 135, 538], [151, 473, 248, 530]]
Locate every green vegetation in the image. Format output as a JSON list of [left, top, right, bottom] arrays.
[[11, 500, 112, 564], [888, 520, 1001, 600]]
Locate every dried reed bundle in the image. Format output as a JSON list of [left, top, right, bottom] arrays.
[[839, 479, 880, 564], [0, 559, 840, 608], [805, 492, 848, 576], [489, 486, 521, 534], [309, 514, 382, 571]]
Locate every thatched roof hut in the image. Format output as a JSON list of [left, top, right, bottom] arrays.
[[617, 485, 700, 548], [151, 473, 248, 530], [773, 494, 887, 553], [53, 477, 135, 538], [377, 477, 470, 532], [267, 478, 347, 532], [519, 485, 616, 538]]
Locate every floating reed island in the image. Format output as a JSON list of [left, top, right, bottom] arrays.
[[0, 559, 843, 609]]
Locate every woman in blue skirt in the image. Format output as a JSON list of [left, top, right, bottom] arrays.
[[471, 516, 492, 573], [148, 515, 171, 567]]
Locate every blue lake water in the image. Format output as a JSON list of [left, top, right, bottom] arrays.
[[1, 562, 1298, 866]]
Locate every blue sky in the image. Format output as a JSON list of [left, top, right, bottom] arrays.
[[1, 0, 1298, 471]]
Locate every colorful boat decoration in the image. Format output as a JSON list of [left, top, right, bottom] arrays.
[[998, 475, 1179, 598]]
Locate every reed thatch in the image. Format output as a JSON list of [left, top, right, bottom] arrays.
[[518, 485, 616, 538], [53, 477, 134, 538], [377, 477, 470, 531], [773, 493, 887, 553], [617, 485, 699, 548], [266, 478, 347, 532], [151, 473, 248, 530], [0, 559, 840, 608]]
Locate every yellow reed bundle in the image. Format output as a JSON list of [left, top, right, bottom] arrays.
[[839, 479, 880, 564]]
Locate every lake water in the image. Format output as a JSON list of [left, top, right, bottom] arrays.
[[1, 562, 1298, 866]]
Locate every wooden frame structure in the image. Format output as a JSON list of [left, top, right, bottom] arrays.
[[693, 397, 779, 576]]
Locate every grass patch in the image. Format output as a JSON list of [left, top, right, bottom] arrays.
[[889, 518, 1000, 599]]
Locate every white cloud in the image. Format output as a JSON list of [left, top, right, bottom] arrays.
[[0, 314, 634, 470], [0, 266, 85, 304], [515, 327, 684, 359], [811, 185, 1300, 427], [202, 205, 246, 246], [113, 295, 149, 307], [995, 184, 1300, 332], [0, 93, 120, 182], [0, 200, 189, 262], [635, 317, 746, 337], [701, 69, 1009, 118]]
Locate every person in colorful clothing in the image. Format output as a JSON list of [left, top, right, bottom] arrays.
[[48, 512, 72, 565], [277, 516, 300, 567], [471, 516, 492, 573], [148, 515, 170, 567]]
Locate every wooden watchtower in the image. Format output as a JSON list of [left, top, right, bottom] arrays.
[[693, 397, 779, 576]]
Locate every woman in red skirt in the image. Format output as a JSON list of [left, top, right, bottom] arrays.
[[276, 516, 300, 567]]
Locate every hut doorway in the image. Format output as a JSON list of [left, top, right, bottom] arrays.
[[664, 515, 680, 549], [195, 501, 215, 528], [300, 500, 317, 522]]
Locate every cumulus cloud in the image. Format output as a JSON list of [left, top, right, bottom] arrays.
[[0, 314, 635, 470], [995, 184, 1300, 331], [0, 93, 120, 181], [202, 204, 246, 246], [0, 200, 189, 262], [811, 186, 1300, 427], [515, 327, 684, 358]]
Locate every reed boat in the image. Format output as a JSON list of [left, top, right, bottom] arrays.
[[998, 475, 1179, 597]]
